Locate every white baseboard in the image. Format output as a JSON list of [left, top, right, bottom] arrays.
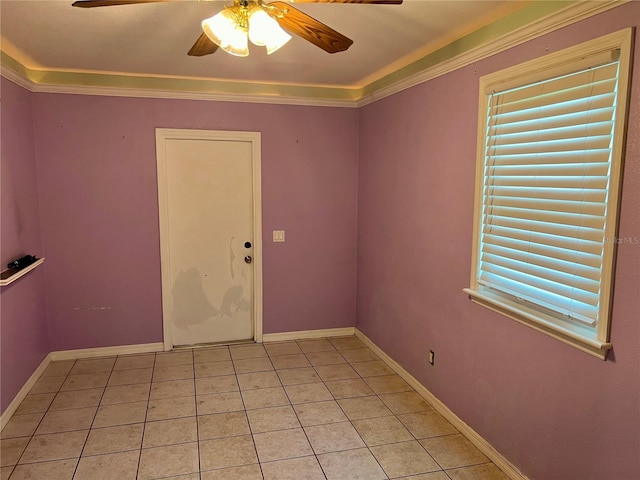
[[354, 328, 529, 480], [50, 342, 164, 361], [262, 327, 356, 343], [0, 353, 52, 430]]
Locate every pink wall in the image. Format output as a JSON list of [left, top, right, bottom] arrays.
[[356, 4, 639, 480], [2, 4, 637, 475], [1, 79, 50, 411], [30, 95, 359, 350]]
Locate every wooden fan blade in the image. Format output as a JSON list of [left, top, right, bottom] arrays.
[[188, 33, 219, 57], [287, 0, 403, 3], [268, 1, 353, 53], [72, 0, 173, 8]]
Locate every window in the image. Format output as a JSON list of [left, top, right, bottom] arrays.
[[465, 29, 633, 359]]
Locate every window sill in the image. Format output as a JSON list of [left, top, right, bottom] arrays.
[[463, 288, 611, 360]]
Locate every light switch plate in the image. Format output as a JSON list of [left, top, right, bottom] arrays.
[[273, 230, 285, 242]]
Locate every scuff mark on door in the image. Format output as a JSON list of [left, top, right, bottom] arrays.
[[219, 285, 250, 317], [219, 236, 251, 317], [172, 267, 219, 330]]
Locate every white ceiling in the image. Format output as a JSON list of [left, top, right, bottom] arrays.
[[1, 0, 527, 90]]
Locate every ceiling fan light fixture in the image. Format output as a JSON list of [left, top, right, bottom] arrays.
[[73, 0, 398, 58], [247, 8, 270, 46], [202, 9, 249, 57], [264, 28, 291, 55], [201, 9, 235, 45], [247, 7, 291, 54], [222, 24, 250, 57]]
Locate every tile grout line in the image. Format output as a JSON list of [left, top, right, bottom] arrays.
[[319, 339, 392, 480], [134, 351, 157, 480], [193, 345, 238, 478], [192, 346, 202, 480], [187, 348, 200, 480], [276, 343, 330, 480], [141, 349, 200, 478], [9, 358, 79, 473], [231, 345, 268, 479], [303, 339, 354, 480], [292, 337, 393, 479], [65, 357, 113, 479]]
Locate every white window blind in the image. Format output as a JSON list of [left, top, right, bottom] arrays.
[[478, 59, 620, 331], [466, 29, 632, 358]]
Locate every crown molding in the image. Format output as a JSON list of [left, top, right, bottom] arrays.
[[357, 0, 627, 107], [1, 1, 627, 108], [0, 58, 33, 91], [0, 55, 360, 108], [25, 81, 360, 108]]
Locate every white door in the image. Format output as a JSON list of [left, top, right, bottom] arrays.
[[156, 129, 262, 349]]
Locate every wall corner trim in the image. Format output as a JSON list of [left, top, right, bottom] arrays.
[[0, 353, 52, 430], [354, 328, 530, 480], [262, 327, 356, 343]]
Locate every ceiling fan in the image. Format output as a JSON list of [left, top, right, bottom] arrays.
[[71, 0, 403, 57]]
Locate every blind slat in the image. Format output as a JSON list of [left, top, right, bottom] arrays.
[[484, 205, 605, 230], [485, 215, 604, 243], [479, 262, 600, 306], [482, 243, 602, 282], [490, 149, 610, 166], [490, 92, 615, 125], [489, 120, 613, 147], [482, 224, 604, 257], [486, 186, 607, 202], [487, 135, 612, 156], [485, 195, 606, 216], [493, 85, 615, 116], [477, 274, 597, 325], [488, 107, 615, 136], [491, 78, 617, 116], [482, 233, 602, 268], [488, 162, 609, 178], [490, 63, 618, 114], [486, 175, 609, 189]]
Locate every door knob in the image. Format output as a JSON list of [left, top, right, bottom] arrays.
[[244, 256, 253, 264]]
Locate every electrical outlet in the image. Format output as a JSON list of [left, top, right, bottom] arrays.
[[428, 350, 435, 366]]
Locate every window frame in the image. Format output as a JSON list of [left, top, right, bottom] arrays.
[[464, 28, 633, 360]]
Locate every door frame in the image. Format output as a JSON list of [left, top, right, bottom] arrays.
[[155, 128, 263, 351]]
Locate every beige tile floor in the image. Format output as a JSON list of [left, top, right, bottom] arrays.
[[0, 336, 510, 480]]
